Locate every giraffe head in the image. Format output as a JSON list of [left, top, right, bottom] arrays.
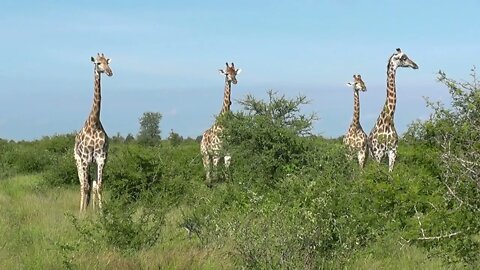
[[91, 53, 113, 76], [346, 74, 367, 92], [219, 62, 241, 84], [390, 48, 418, 70]]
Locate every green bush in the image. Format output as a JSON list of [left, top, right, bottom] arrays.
[[42, 152, 78, 186], [99, 196, 167, 251], [223, 90, 318, 187], [402, 68, 480, 266], [105, 144, 163, 201]]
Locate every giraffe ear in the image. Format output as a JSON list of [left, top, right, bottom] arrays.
[[346, 82, 353, 87], [107, 58, 112, 64], [91, 56, 95, 63], [235, 68, 242, 74], [219, 69, 226, 75]]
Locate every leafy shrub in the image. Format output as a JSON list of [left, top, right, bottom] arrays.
[[42, 152, 78, 186], [105, 144, 163, 202], [98, 196, 167, 251], [223, 90, 318, 187], [403, 68, 480, 266]]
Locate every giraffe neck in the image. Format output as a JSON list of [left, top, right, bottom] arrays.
[[219, 78, 232, 115], [88, 70, 102, 124], [351, 90, 361, 126], [383, 60, 397, 119]]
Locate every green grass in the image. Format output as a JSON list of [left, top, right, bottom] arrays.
[[0, 175, 231, 270], [0, 174, 78, 269], [347, 235, 466, 270], [0, 174, 468, 269]]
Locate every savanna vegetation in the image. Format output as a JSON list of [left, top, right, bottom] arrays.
[[1, 70, 479, 269]]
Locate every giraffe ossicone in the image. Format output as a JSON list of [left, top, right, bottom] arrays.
[[74, 53, 113, 212], [343, 74, 368, 168], [368, 48, 418, 172], [200, 62, 241, 185]]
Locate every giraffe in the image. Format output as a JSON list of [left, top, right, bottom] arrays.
[[200, 62, 241, 184], [74, 53, 113, 212], [343, 74, 368, 168], [368, 48, 418, 172]]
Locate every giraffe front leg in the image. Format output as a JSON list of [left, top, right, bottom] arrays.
[[358, 149, 366, 169], [212, 156, 221, 181], [75, 158, 89, 212], [202, 154, 212, 185], [224, 154, 232, 180], [388, 147, 397, 172]]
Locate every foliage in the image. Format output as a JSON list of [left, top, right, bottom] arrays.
[[404, 68, 480, 265], [105, 144, 163, 202], [167, 129, 184, 147], [137, 112, 162, 146], [222, 90, 318, 186], [0, 134, 75, 180]]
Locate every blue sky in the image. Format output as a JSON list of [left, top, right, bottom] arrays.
[[0, 0, 478, 140]]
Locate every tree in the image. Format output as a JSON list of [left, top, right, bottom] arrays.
[[167, 129, 183, 147], [137, 112, 162, 146], [406, 68, 480, 207], [404, 68, 480, 264], [222, 90, 318, 185], [125, 133, 135, 143], [110, 132, 125, 143]]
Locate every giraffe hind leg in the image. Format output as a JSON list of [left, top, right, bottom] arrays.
[[370, 141, 385, 163]]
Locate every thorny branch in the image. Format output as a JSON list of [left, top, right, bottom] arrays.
[[413, 205, 462, 241]]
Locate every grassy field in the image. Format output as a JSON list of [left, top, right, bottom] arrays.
[[0, 174, 466, 269], [0, 174, 232, 270]]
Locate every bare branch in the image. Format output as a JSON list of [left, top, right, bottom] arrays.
[[417, 231, 462, 241]]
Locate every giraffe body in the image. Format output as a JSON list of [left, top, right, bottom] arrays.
[[343, 74, 368, 168], [201, 62, 241, 184], [368, 48, 418, 172], [74, 53, 113, 212]]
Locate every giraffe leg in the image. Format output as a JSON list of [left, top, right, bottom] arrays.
[[92, 180, 97, 211], [388, 147, 397, 172], [224, 154, 231, 169], [78, 166, 90, 212], [358, 149, 366, 169], [76, 161, 90, 212], [212, 156, 221, 180], [202, 153, 212, 184], [371, 142, 384, 163], [345, 150, 354, 161], [224, 154, 232, 180], [94, 157, 106, 210]]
